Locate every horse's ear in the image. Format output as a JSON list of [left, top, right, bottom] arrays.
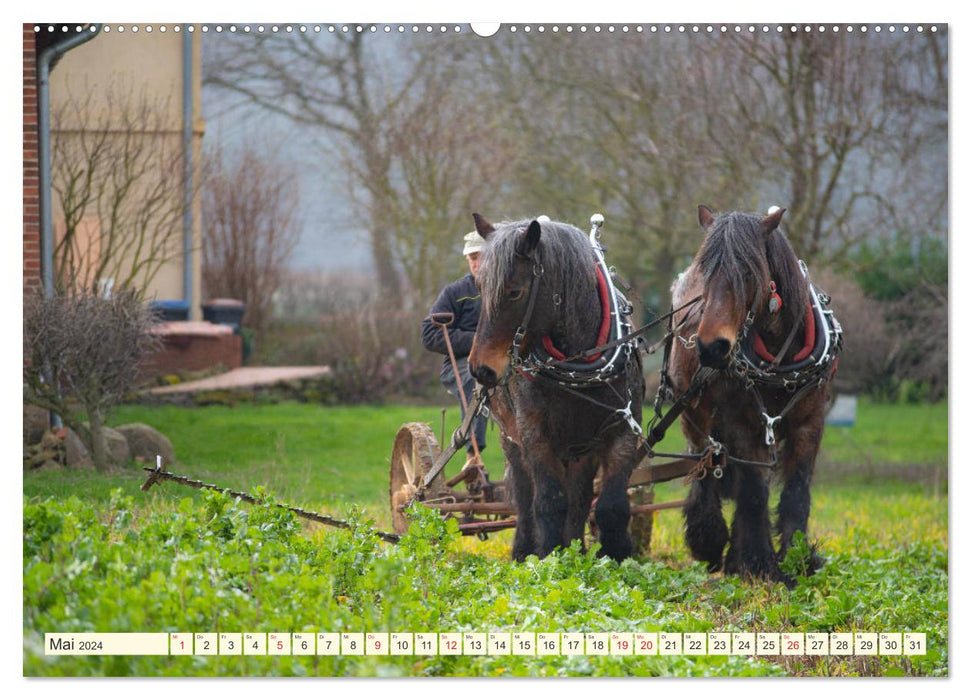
[[517, 219, 542, 257], [698, 205, 716, 230], [472, 213, 496, 239], [761, 207, 786, 235]]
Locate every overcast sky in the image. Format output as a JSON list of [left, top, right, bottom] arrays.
[[200, 43, 374, 274]]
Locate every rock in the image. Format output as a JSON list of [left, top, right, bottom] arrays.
[[65, 429, 92, 467], [115, 423, 175, 465], [23, 404, 50, 445], [104, 426, 131, 464], [65, 426, 129, 466]]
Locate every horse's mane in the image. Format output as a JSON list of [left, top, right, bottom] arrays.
[[478, 219, 598, 327], [697, 211, 809, 330]]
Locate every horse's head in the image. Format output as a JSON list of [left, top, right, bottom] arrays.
[[468, 213, 597, 387], [693, 205, 803, 368]]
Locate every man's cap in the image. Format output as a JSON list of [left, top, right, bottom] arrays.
[[463, 230, 487, 256]]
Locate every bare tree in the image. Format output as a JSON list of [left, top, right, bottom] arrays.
[[51, 85, 187, 297], [23, 290, 160, 472], [201, 144, 300, 335], [204, 31, 456, 301], [381, 64, 517, 304], [696, 30, 948, 261]]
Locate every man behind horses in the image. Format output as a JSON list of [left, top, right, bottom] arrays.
[[421, 230, 489, 470]]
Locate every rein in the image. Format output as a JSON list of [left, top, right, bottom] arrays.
[[649, 260, 842, 475]]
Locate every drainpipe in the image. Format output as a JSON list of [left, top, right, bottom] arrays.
[[182, 25, 194, 317], [37, 24, 102, 298], [37, 24, 101, 431]]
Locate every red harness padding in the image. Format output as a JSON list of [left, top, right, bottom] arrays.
[[541, 265, 612, 363], [752, 303, 816, 364]]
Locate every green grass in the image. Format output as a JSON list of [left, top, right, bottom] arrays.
[[23, 398, 948, 677]]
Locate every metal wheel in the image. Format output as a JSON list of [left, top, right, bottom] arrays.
[[389, 422, 444, 534]]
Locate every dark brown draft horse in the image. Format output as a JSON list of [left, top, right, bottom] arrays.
[[468, 214, 644, 562], [668, 206, 841, 586]]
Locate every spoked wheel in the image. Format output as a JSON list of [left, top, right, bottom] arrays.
[[389, 422, 445, 534]]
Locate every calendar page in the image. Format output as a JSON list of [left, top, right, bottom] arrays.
[[21, 4, 950, 682]]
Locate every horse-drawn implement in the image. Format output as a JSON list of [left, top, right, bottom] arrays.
[[389, 214, 717, 554], [142, 206, 840, 581]]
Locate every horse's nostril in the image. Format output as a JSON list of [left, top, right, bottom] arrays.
[[472, 364, 498, 387], [698, 338, 733, 368]]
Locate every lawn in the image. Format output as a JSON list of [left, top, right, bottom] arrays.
[[22, 397, 948, 677]]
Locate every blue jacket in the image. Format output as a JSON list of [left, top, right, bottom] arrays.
[[421, 273, 481, 368]]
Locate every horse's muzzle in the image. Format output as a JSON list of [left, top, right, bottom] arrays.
[[697, 338, 732, 369], [470, 363, 499, 388]]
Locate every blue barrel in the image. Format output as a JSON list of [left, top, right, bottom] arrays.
[[150, 299, 190, 322]]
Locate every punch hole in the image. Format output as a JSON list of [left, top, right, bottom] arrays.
[[471, 23, 500, 37], [160, 26, 167, 33]]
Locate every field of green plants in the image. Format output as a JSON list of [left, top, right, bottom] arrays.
[[23, 399, 948, 677]]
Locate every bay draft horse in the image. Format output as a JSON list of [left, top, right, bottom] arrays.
[[468, 214, 645, 562], [668, 206, 840, 586]]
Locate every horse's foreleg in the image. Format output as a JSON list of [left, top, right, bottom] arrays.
[[504, 442, 536, 562], [683, 473, 729, 572], [563, 457, 598, 550], [725, 465, 780, 582], [776, 415, 825, 573], [593, 440, 637, 562], [524, 442, 569, 558]]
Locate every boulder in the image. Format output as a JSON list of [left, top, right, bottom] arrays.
[[104, 427, 131, 464], [115, 423, 175, 465], [23, 404, 50, 445], [65, 429, 92, 467], [66, 426, 130, 467]]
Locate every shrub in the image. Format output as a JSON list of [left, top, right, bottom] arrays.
[[23, 290, 160, 471]]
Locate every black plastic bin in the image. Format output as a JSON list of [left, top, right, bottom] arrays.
[[202, 298, 247, 334], [150, 299, 190, 322]]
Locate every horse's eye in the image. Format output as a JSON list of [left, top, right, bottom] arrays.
[[507, 288, 526, 302]]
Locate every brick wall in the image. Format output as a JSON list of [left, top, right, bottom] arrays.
[[23, 24, 41, 299], [141, 332, 243, 380]]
